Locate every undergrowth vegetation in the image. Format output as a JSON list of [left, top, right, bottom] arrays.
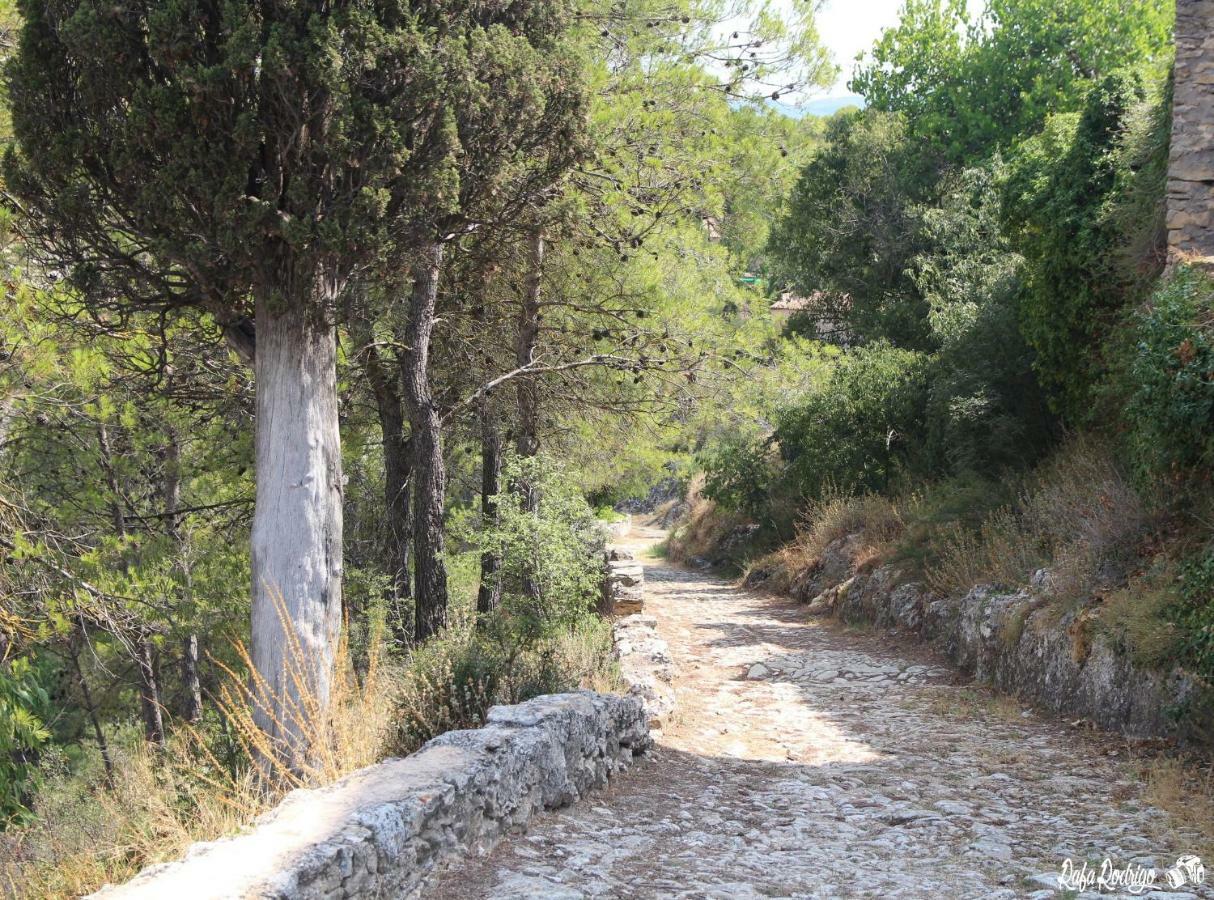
[[0, 453, 618, 897]]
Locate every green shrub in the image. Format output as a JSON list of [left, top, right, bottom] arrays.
[[892, 472, 1018, 577], [0, 658, 51, 824], [1171, 548, 1214, 683], [915, 165, 1056, 475], [774, 343, 930, 500], [1125, 266, 1214, 477], [479, 454, 605, 634], [391, 616, 616, 754], [1002, 71, 1150, 419], [699, 434, 777, 519]]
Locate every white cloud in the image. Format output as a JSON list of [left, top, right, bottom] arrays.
[[815, 0, 907, 95]]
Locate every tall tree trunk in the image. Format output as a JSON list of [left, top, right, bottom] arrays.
[[250, 290, 343, 771], [69, 625, 114, 787], [402, 242, 449, 641], [353, 321, 414, 645], [163, 429, 202, 724], [515, 227, 544, 474], [514, 229, 544, 601], [476, 394, 503, 615], [102, 423, 167, 746]]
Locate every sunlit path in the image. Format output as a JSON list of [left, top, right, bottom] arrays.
[[432, 529, 1209, 899]]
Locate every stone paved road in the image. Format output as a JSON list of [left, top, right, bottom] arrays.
[[431, 530, 1211, 899]]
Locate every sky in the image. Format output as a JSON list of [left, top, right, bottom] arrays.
[[814, 0, 908, 100]]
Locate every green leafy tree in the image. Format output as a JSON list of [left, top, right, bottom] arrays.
[[478, 454, 604, 633], [774, 344, 930, 500], [852, 0, 1173, 165], [768, 109, 932, 347], [1001, 71, 1145, 418], [4, 0, 582, 766], [913, 166, 1055, 472], [0, 658, 50, 824]]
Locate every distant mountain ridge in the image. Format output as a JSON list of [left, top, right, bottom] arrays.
[[770, 94, 865, 119]]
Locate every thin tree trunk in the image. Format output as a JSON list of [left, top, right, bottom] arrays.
[[402, 241, 448, 641], [163, 429, 202, 724], [477, 394, 503, 615], [69, 626, 114, 787], [353, 320, 414, 644], [514, 229, 544, 601], [515, 227, 544, 473], [136, 636, 166, 748], [250, 287, 344, 771], [181, 633, 202, 724], [102, 423, 168, 746], [96, 423, 127, 537]]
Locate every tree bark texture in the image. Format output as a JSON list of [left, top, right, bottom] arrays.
[[402, 242, 449, 642], [136, 635, 166, 748], [514, 227, 544, 474], [249, 290, 344, 770], [181, 633, 203, 724], [355, 329, 414, 644]]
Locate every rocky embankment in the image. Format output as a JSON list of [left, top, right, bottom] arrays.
[[746, 533, 1211, 746]]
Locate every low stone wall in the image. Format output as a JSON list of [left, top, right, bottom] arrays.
[[613, 613, 676, 729], [601, 547, 645, 616], [92, 692, 650, 899], [752, 537, 1210, 745]]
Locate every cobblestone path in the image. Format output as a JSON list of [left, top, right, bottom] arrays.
[[432, 531, 1210, 899]]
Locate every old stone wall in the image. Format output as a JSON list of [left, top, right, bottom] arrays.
[[748, 538, 1211, 746], [1169, 0, 1214, 265], [613, 613, 676, 729], [91, 692, 649, 899]]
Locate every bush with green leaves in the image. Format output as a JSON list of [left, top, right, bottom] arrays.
[[699, 435, 777, 520], [0, 658, 51, 824], [1171, 549, 1214, 685], [1001, 71, 1151, 419], [774, 344, 930, 501], [914, 165, 1055, 474], [767, 109, 932, 349], [479, 454, 606, 634], [391, 615, 616, 753], [1124, 267, 1214, 477]]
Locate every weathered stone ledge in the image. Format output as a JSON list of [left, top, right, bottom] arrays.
[[91, 692, 650, 899], [750, 537, 1210, 746]]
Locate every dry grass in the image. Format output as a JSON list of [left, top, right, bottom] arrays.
[[927, 507, 1044, 597], [391, 614, 617, 755], [664, 474, 750, 565], [0, 596, 402, 899], [213, 590, 401, 788], [1022, 439, 1148, 564], [1138, 754, 1214, 861], [752, 489, 904, 592], [1100, 557, 1185, 669], [925, 441, 1149, 601], [0, 732, 266, 899], [917, 685, 1026, 723]]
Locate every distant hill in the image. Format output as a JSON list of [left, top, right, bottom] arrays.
[[769, 94, 866, 119]]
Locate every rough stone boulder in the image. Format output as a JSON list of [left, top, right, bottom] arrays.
[[90, 692, 649, 899]]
